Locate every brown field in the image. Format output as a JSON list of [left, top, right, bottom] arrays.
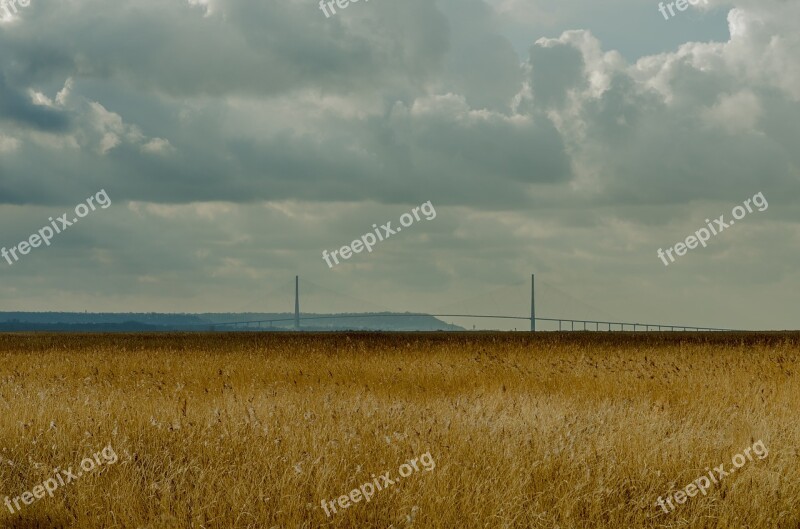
[[0, 332, 798, 529]]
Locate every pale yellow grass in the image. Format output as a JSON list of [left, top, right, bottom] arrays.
[[0, 332, 798, 529]]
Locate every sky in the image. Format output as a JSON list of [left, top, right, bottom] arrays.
[[0, 0, 798, 330]]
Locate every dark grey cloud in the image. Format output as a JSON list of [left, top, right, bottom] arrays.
[[529, 41, 586, 109], [0, 74, 70, 131], [0, 0, 449, 98]]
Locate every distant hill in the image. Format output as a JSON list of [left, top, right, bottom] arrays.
[[0, 312, 464, 332]]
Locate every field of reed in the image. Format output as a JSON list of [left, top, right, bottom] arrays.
[[0, 332, 798, 528]]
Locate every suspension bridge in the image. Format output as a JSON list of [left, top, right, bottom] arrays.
[[196, 275, 737, 332]]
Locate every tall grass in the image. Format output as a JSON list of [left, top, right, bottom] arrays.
[[0, 332, 797, 528]]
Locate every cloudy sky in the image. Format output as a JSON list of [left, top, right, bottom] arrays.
[[0, 0, 798, 330]]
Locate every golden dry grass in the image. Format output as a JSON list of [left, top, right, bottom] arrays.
[[0, 332, 798, 529]]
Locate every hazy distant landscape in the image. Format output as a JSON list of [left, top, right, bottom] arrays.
[[0, 312, 463, 332]]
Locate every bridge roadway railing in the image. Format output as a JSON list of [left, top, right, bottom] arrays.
[[182, 313, 735, 332]]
